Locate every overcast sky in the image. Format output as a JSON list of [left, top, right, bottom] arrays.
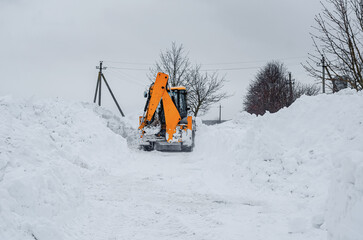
[[0, 0, 323, 119]]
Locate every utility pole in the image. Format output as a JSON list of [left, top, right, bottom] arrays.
[[321, 56, 326, 93], [219, 104, 222, 123], [94, 61, 106, 106], [288, 72, 293, 106], [93, 61, 125, 117]]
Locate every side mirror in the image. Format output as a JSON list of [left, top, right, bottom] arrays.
[[143, 91, 148, 98]]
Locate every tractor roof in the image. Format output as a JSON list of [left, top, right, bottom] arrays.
[[170, 86, 186, 91]]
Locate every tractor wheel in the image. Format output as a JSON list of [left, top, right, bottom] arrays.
[[142, 142, 155, 151]]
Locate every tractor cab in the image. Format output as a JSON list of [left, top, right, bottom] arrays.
[[170, 87, 188, 119]]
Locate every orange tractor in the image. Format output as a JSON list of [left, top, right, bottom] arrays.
[[138, 72, 195, 151]]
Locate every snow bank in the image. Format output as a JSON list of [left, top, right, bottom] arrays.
[[271, 90, 363, 239], [0, 96, 130, 239], [194, 89, 363, 239], [326, 151, 363, 240]]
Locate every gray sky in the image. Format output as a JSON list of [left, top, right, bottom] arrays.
[[0, 0, 322, 119]]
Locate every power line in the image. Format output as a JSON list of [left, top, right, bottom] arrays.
[[109, 68, 146, 84], [107, 65, 263, 72], [103, 60, 152, 65], [107, 71, 145, 87], [200, 62, 304, 72], [202, 56, 308, 65], [107, 63, 303, 72], [104, 56, 307, 72], [118, 69, 152, 85], [107, 68, 148, 86], [104, 55, 308, 67], [200, 66, 262, 71], [108, 66, 149, 71]]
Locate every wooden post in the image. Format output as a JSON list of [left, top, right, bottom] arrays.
[[93, 73, 100, 103], [219, 104, 222, 123], [101, 74, 125, 117], [93, 61, 125, 117], [288, 72, 293, 106], [322, 56, 326, 93]]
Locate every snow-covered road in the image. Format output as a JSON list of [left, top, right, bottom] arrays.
[[62, 148, 324, 240], [75, 151, 258, 240]]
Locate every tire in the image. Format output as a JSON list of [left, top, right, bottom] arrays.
[[192, 130, 195, 148], [142, 142, 154, 151], [182, 130, 195, 152], [182, 145, 193, 152]]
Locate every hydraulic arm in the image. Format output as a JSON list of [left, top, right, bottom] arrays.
[[138, 72, 195, 151]]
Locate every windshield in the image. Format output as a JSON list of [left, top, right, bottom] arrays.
[[178, 90, 187, 119]]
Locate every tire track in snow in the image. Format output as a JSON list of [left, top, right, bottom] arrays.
[[68, 151, 264, 240]]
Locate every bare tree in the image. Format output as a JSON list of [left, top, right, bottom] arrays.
[[186, 65, 229, 116], [303, 0, 363, 91], [149, 42, 190, 86], [294, 82, 321, 97], [149, 42, 229, 117], [244, 61, 289, 115], [243, 61, 319, 115]]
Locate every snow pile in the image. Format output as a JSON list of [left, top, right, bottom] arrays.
[[0, 96, 130, 239], [195, 89, 363, 239], [326, 151, 363, 240], [90, 104, 140, 145], [326, 93, 363, 240]]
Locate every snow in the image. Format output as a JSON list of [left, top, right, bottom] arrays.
[[0, 89, 362, 240]]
